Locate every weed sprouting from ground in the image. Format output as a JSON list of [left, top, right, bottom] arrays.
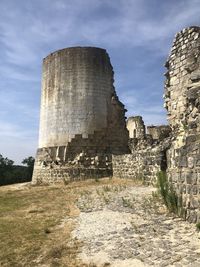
[[121, 197, 131, 207], [196, 222, 200, 231], [95, 177, 100, 182], [156, 171, 178, 214], [102, 185, 112, 192]]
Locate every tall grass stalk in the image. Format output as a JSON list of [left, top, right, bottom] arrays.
[[157, 171, 178, 214]]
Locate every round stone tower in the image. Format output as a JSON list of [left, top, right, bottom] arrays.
[[126, 116, 145, 139], [32, 47, 129, 184]]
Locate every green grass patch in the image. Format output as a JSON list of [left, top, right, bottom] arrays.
[[156, 171, 178, 214], [196, 222, 200, 231]]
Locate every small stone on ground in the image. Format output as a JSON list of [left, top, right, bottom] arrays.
[[72, 184, 200, 267]]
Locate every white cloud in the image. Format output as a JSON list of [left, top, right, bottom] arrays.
[[0, 90, 39, 120], [1, 0, 200, 69], [0, 0, 199, 162], [120, 90, 138, 106], [121, 90, 167, 126], [127, 106, 167, 126], [0, 120, 37, 139], [68, 0, 200, 52], [0, 120, 37, 164], [0, 65, 39, 81]]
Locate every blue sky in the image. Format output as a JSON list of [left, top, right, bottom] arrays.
[[0, 0, 200, 164]]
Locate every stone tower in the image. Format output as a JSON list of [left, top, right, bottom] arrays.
[[164, 27, 200, 223], [126, 116, 145, 139], [32, 47, 129, 184]]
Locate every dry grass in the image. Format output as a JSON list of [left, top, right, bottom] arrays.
[[0, 183, 81, 267], [0, 178, 140, 267]]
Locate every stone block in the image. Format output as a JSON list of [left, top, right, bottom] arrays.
[[187, 210, 197, 223], [179, 156, 187, 167], [192, 185, 198, 195], [187, 156, 194, 168]]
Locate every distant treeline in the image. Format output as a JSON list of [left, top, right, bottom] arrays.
[[0, 154, 35, 186]]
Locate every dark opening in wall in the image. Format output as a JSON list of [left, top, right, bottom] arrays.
[[161, 150, 168, 172]]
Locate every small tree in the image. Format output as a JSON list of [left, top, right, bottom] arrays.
[[0, 154, 15, 185], [22, 156, 35, 178], [157, 171, 178, 214], [0, 154, 35, 185], [0, 154, 14, 167], [0, 154, 14, 176]]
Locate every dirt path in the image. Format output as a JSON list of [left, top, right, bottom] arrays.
[[72, 183, 200, 267], [0, 180, 199, 266]]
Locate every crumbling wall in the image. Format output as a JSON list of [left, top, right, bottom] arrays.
[[32, 29, 200, 226], [164, 27, 200, 223], [33, 132, 113, 184], [33, 47, 129, 184], [127, 116, 145, 139], [113, 115, 170, 184], [113, 142, 168, 184], [147, 125, 171, 141]]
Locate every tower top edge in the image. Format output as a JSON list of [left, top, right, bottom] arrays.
[[43, 46, 107, 61], [174, 26, 200, 38]]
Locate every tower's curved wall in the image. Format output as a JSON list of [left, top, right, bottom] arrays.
[[39, 47, 114, 148], [33, 47, 129, 184]]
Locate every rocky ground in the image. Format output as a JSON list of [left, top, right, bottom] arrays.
[[72, 182, 200, 267], [0, 179, 199, 267]]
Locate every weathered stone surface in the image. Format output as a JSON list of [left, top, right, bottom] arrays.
[[114, 26, 200, 223], [32, 47, 129, 184], [126, 116, 145, 139], [72, 183, 200, 266], [164, 26, 200, 223], [32, 28, 200, 224], [113, 117, 170, 184], [147, 125, 171, 140]]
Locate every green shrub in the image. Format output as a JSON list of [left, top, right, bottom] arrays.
[[157, 171, 178, 214], [196, 223, 200, 231], [95, 176, 100, 182], [0, 154, 34, 186], [121, 197, 132, 208]]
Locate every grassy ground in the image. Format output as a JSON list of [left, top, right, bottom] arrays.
[[0, 178, 140, 267]]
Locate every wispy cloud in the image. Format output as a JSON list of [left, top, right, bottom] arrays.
[[1, 0, 200, 68], [0, 64, 40, 81], [0, 0, 199, 162], [1, 0, 200, 71], [0, 120, 36, 138], [0, 119, 38, 164]]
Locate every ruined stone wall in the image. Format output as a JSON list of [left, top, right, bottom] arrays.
[[113, 115, 170, 184], [147, 125, 171, 141], [164, 27, 200, 223], [127, 116, 146, 139], [33, 47, 129, 184], [33, 131, 113, 184], [112, 147, 166, 184]]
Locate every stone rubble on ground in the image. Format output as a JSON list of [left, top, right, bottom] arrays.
[[72, 184, 200, 267]]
